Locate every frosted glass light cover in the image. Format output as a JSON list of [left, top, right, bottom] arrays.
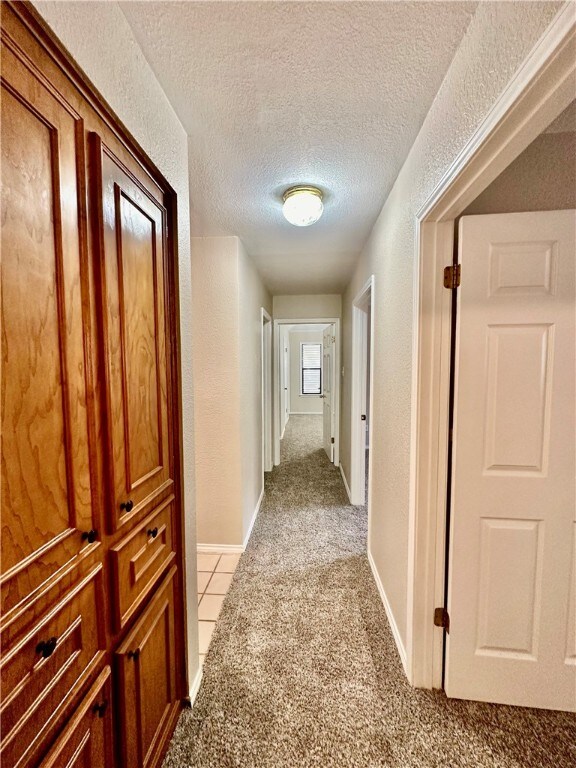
[[282, 187, 323, 227]]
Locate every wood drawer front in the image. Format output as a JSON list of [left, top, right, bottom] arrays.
[[40, 667, 114, 768], [0, 565, 105, 768], [110, 496, 176, 631], [116, 566, 179, 768]]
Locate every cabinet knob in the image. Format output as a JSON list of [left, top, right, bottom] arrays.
[[127, 649, 140, 661], [92, 700, 109, 718], [81, 529, 98, 543], [147, 527, 158, 539], [120, 499, 134, 512], [36, 636, 58, 658]]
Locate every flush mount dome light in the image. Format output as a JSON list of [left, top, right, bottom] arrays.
[[282, 186, 323, 227]]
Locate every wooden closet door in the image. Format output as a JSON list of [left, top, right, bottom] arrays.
[[92, 136, 173, 532], [116, 567, 179, 768], [1, 29, 95, 620]]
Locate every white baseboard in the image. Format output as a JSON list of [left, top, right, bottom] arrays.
[[339, 463, 352, 503], [197, 543, 244, 554], [188, 665, 202, 705], [290, 411, 323, 415], [367, 549, 408, 677], [243, 486, 264, 549]]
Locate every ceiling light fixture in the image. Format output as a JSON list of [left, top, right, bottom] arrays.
[[282, 186, 323, 227]]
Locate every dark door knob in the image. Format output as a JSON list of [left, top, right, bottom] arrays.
[[36, 636, 58, 658], [120, 499, 134, 512], [128, 649, 140, 661], [81, 529, 98, 543], [92, 700, 109, 718], [147, 527, 158, 538]]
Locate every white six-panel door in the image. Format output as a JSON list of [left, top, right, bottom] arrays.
[[446, 210, 576, 711]]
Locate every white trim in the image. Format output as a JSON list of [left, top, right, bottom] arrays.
[[274, 318, 341, 467], [350, 276, 375, 508], [407, 4, 576, 690], [339, 463, 352, 503], [289, 411, 323, 415], [261, 308, 273, 478], [243, 486, 264, 549], [188, 665, 203, 705], [368, 549, 408, 676], [280, 418, 288, 441], [197, 543, 245, 554]]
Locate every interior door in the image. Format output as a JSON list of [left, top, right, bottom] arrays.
[[92, 135, 174, 532], [446, 210, 576, 711], [1, 37, 95, 620], [283, 333, 290, 434], [322, 326, 334, 461]]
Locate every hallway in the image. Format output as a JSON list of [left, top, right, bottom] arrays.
[[164, 416, 574, 768]]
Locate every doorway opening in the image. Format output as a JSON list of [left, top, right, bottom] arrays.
[[262, 309, 273, 482], [273, 318, 340, 467], [408, 6, 575, 706], [350, 277, 374, 508]]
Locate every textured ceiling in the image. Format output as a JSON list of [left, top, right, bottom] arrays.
[[120, 1, 477, 294]]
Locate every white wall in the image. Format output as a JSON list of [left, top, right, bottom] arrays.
[[289, 331, 323, 414], [191, 237, 243, 546], [273, 294, 341, 319], [340, 1, 562, 659], [191, 236, 271, 547], [31, 0, 199, 688], [463, 130, 576, 214], [238, 241, 273, 542]]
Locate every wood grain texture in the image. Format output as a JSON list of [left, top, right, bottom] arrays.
[[0, 564, 106, 768], [1, 32, 94, 620], [1, 5, 188, 766], [116, 566, 178, 768], [40, 666, 115, 768], [92, 136, 173, 532], [110, 495, 176, 631]]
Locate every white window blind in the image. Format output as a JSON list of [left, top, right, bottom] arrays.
[[301, 343, 322, 395]]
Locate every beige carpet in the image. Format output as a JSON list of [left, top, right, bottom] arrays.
[[163, 415, 575, 767]]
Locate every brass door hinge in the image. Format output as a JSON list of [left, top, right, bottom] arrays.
[[443, 264, 461, 289], [434, 607, 450, 633]]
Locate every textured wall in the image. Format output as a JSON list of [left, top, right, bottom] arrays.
[[31, 0, 199, 687], [238, 242, 273, 541], [191, 237, 243, 546], [464, 131, 576, 214], [340, 1, 562, 653], [273, 294, 341, 319], [289, 331, 324, 414]]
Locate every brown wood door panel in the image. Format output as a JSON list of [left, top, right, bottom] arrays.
[[0, 564, 106, 768], [116, 566, 178, 768], [40, 666, 115, 768], [91, 135, 173, 532], [110, 495, 177, 632], [0, 33, 96, 620]]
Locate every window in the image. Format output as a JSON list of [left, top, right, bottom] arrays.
[[301, 343, 322, 395]]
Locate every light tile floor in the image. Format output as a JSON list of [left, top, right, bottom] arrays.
[[197, 552, 241, 664]]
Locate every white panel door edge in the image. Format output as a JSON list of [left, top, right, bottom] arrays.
[[446, 210, 576, 711]]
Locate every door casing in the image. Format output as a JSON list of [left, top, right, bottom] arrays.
[[407, 4, 576, 690], [273, 318, 341, 467]]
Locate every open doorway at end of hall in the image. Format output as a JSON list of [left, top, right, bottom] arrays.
[[273, 319, 340, 466]]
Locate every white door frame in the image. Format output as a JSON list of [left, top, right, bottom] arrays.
[[350, 276, 375, 507], [261, 308, 273, 481], [273, 318, 341, 466], [407, 4, 576, 689]]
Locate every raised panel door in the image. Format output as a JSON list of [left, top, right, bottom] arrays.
[[92, 135, 173, 531], [446, 211, 576, 711], [116, 566, 179, 768], [1, 30, 95, 622]]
